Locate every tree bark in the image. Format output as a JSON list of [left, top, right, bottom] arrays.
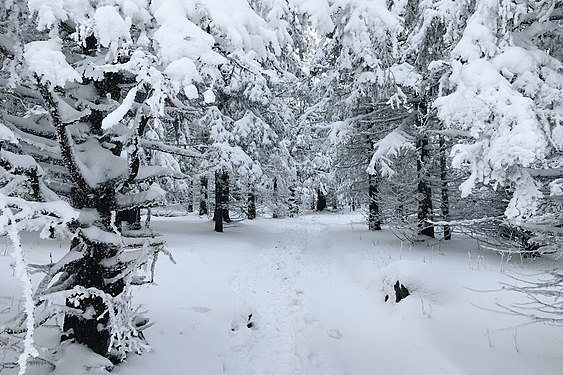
[[440, 136, 451, 240], [199, 176, 208, 216], [222, 171, 231, 223], [316, 189, 326, 211], [187, 178, 194, 213], [368, 173, 382, 231], [247, 187, 256, 220], [288, 186, 298, 217], [272, 177, 280, 218], [416, 100, 435, 238], [214, 172, 223, 232]]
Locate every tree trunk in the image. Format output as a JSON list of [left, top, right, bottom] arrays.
[[368, 173, 382, 231], [272, 177, 280, 218], [416, 100, 435, 238], [222, 171, 231, 223], [288, 186, 298, 217], [187, 179, 194, 213], [117, 208, 141, 230], [247, 187, 256, 220], [440, 136, 451, 240], [62, 187, 126, 363], [199, 176, 208, 216], [214, 172, 223, 232], [62, 239, 124, 362], [316, 189, 326, 211]]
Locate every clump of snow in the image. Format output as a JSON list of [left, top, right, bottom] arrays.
[[23, 39, 81, 87], [435, 58, 548, 198], [290, 0, 334, 35], [0, 123, 18, 143], [102, 86, 138, 130], [389, 62, 422, 92], [27, 0, 90, 30], [74, 139, 129, 187], [451, 1, 498, 61], [367, 125, 415, 177], [203, 89, 216, 104], [164, 58, 202, 95], [94, 5, 132, 59]]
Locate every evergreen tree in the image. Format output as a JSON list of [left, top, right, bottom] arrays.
[[0, 0, 225, 366]]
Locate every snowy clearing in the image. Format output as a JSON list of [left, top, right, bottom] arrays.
[[2, 212, 563, 375]]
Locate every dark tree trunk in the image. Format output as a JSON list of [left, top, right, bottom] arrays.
[[316, 189, 326, 211], [247, 188, 256, 220], [62, 186, 128, 363], [368, 173, 382, 231], [62, 239, 124, 361], [288, 186, 298, 217], [440, 136, 451, 240], [214, 172, 223, 232], [416, 100, 435, 238], [187, 179, 194, 213], [117, 208, 141, 230], [199, 176, 208, 216], [272, 177, 280, 218], [222, 171, 231, 223]]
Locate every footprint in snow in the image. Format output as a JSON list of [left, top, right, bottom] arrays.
[[192, 306, 211, 313], [327, 328, 343, 340]]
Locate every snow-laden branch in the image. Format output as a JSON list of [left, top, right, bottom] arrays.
[[366, 116, 416, 177], [140, 139, 203, 158]]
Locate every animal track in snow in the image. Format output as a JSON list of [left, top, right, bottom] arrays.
[[327, 328, 343, 340]]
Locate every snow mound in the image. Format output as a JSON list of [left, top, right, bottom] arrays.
[[50, 343, 113, 375], [379, 260, 458, 306]]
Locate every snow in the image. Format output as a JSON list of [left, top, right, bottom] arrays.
[[367, 125, 415, 177], [0, 123, 19, 143], [23, 39, 81, 88], [389, 62, 422, 92], [73, 139, 129, 187], [290, 0, 334, 35], [49, 343, 114, 375], [27, 0, 90, 30], [94, 5, 132, 59], [3, 212, 562, 375], [101, 86, 138, 130], [203, 89, 216, 104]]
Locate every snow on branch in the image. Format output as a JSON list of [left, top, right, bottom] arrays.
[[116, 183, 167, 210], [133, 165, 187, 182], [367, 119, 415, 177], [23, 39, 81, 88], [499, 271, 563, 325], [102, 86, 138, 130], [140, 139, 203, 158]]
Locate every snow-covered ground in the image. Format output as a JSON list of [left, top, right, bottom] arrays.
[[2, 212, 563, 374]]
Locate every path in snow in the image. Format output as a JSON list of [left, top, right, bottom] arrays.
[[101, 213, 563, 375], [225, 221, 340, 374]]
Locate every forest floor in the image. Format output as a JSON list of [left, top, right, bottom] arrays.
[[2, 211, 563, 374]]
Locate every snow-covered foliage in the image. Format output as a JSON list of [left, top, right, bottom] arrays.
[[432, 0, 563, 251], [367, 124, 415, 178], [0, 0, 237, 369], [1, 0, 563, 372]]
